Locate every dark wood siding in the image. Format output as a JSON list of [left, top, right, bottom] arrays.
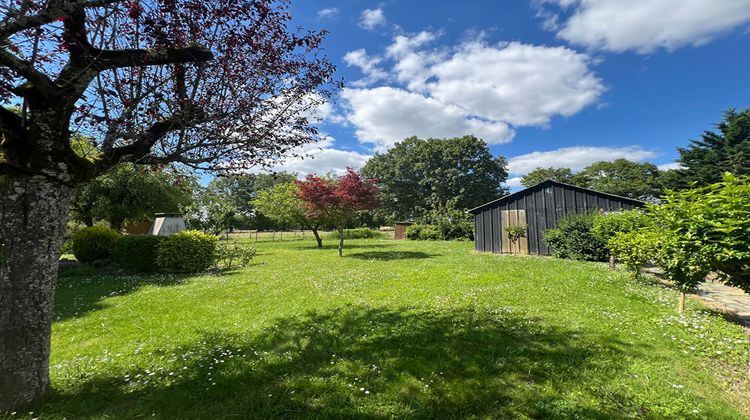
[[471, 181, 645, 255]]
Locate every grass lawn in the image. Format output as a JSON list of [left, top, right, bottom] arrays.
[[39, 239, 749, 418]]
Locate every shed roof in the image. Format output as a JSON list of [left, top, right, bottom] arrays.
[[467, 179, 646, 214]]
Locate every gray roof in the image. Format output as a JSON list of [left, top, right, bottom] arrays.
[[467, 179, 646, 214]]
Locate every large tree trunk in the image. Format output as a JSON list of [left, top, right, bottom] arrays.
[[0, 176, 72, 411], [311, 227, 323, 249]]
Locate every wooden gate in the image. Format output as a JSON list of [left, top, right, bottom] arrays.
[[500, 209, 528, 255]]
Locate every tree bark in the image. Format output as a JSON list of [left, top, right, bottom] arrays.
[[0, 176, 72, 411], [678, 292, 686, 315], [338, 228, 344, 257], [311, 227, 323, 249], [608, 255, 616, 270]]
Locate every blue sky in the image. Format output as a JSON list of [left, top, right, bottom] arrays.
[[265, 0, 750, 187]]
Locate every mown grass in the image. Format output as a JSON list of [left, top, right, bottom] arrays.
[[33, 239, 750, 418]]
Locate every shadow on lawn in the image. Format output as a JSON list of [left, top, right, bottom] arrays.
[[43, 306, 668, 418], [346, 251, 438, 261], [290, 242, 395, 251], [54, 273, 189, 322]]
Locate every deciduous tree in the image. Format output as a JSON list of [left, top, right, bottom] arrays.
[[295, 169, 378, 256], [252, 181, 325, 248], [361, 136, 508, 222], [520, 167, 582, 188], [70, 163, 195, 230], [0, 0, 334, 409]]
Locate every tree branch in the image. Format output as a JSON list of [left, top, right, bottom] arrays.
[[0, 48, 57, 94], [0, 0, 122, 40], [94, 44, 214, 70]]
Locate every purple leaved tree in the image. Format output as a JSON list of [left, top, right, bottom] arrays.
[[0, 0, 335, 409]]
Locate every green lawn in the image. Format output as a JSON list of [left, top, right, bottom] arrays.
[[40, 239, 749, 418]]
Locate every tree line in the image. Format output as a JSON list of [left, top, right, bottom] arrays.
[[70, 108, 750, 234]]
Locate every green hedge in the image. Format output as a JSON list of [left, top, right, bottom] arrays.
[[72, 226, 121, 263], [157, 230, 218, 273], [327, 228, 384, 240], [112, 235, 167, 273]]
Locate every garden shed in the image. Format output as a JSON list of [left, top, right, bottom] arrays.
[[468, 180, 644, 255]]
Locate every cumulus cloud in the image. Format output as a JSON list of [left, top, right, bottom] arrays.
[[359, 8, 386, 30], [507, 146, 658, 175], [342, 87, 514, 151], [540, 0, 750, 53], [343, 49, 389, 87], [256, 136, 371, 177], [317, 7, 339, 19], [341, 33, 603, 150]]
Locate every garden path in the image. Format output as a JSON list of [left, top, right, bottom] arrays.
[[696, 280, 750, 327]]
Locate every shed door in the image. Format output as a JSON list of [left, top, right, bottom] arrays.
[[501, 209, 528, 255]]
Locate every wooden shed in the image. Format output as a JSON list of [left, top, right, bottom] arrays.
[[468, 180, 645, 255]]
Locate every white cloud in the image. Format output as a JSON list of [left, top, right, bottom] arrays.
[[257, 136, 371, 177], [426, 41, 604, 126], [541, 0, 750, 53], [657, 162, 683, 171], [342, 87, 514, 151], [507, 146, 658, 175], [340, 34, 603, 150], [317, 7, 339, 19], [343, 49, 389, 87], [505, 177, 524, 188], [359, 8, 386, 30]]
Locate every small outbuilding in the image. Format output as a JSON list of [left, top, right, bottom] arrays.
[[468, 180, 645, 255], [394, 221, 413, 240], [148, 213, 186, 236]]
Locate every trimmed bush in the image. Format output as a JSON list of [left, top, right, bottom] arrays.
[[72, 226, 121, 263], [112, 235, 167, 273], [421, 203, 474, 240], [157, 230, 218, 273], [406, 223, 441, 240], [327, 228, 384, 240], [543, 213, 607, 262]]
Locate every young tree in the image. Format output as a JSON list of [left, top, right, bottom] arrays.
[[205, 172, 296, 229], [361, 136, 508, 222], [665, 108, 750, 189], [0, 0, 334, 409], [295, 169, 378, 256], [252, 182, 325, 248], [70, 163, 195, 230]]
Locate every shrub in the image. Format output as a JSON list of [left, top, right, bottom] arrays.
[[543, 213, 607, 261], [406, 223, 441, 240], [608, 230, 661, 277], [215, 241, 256, 270], [592, 210, 648, 243], [112, 235, 167, 273], [421, 202, 474, 240], [157, 230, 218, 273], [327, 228, 384, 240], [72, 226, 121, 263]]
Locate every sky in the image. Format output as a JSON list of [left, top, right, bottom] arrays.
[[259, 0, 750, 188]]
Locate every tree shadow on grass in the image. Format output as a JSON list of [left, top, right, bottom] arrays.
[[42, 306, 675, 419], [346, 251, 438, 261], [290, 242, 395, 251], [54, 273, 190, 322]]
